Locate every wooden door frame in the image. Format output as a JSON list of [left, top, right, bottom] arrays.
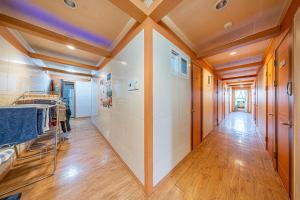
[[274, 30, 294, 197], [191, 63, 203, 149]]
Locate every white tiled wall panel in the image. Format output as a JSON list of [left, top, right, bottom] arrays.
[[0, 36, 50, 105], [91, 31, 145, 184], [153, 30, 191, 186]]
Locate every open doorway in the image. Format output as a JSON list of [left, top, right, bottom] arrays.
[[234, 89, 248, 112], [232, 87, 251, 113], [62, 81, 75, 118]]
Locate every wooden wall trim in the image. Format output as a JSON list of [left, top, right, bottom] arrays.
[[198, 26, 281, 58], [143, 18, 154, 196], [281, 0, 300, 32], [109, 0, 147, 23], [97, 22, 141, 70], [149, 0, 182, 22], [0, 14, 110, 56], [29, 53, 98, 70], [42, 67, 92, 77]]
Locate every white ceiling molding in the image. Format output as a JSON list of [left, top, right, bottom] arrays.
[[161, 16, 198, 53], [8, 28, 45, 67], [109, 18, 137, 51]]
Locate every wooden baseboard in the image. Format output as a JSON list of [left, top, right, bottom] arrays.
[[90, 121, 145, 192], [152, 150, 193, 192]]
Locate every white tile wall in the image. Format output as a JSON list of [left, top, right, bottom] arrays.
[[153, 30, 191, 186], [91, 31, 145, 184], [0, 36, 50, 105]]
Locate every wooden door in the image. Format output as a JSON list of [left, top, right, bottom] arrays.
[[267, 58, 276, 167], [217, 79, 223, 125], [213, 76, 218, 127], [276, 34, 292, 195], [192, 65, 202, 149]]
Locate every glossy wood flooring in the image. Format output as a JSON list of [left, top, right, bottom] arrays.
[[0, 113, 289, 199]]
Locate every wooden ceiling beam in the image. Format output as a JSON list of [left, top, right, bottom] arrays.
[[108, 0, 147, 23], [0, 14, 110, 56], [222, 74, 257, 81], [29, 53, 97, 70], [149, 0, 183, 22], [226, 80, 254, 85], [219, 69, 258, 76], [0, 27, 98, 71], [227, 83, 254, 86], [198, 26, 281, 58], [42, 67, 92, 77], [0, 27, 30, 55], [216, 61, 263, 72]]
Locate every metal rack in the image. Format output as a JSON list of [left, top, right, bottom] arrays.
[[0, 92, 62, 196]]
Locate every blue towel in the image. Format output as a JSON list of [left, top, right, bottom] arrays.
[[37, 108, 44, 135], [0, 107, 38, 146]]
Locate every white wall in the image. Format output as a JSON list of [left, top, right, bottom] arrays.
[[75, 80, 92, 117], [202, 69, 214, 138], [0, 36, 50, 105], [293, 9, 300, 200], [91, 31, 145, 184], [153, 30, 191, 186]]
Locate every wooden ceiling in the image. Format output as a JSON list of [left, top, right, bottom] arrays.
[[0, 0, 294, 80], [167, 0, 290, 51], [165, 0, 291, 82]]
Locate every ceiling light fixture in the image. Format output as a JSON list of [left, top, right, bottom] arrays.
[[215, 0, 228, 11], [230, 52, 237, 56], [67, 45, 75, 50], [224, 21, 233, 30], [64, 0, 77, 9]]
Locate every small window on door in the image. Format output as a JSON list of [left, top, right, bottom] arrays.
[[171, 50, 179, 74], [180, 58, 188, 76]]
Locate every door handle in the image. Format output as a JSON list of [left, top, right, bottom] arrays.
[[280, 122, 293, 128], [192, 109, 195, 113], [268, 113, 274, 116], [286, 81, 293, 96]]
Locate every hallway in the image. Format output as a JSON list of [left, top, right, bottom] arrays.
[[151, 112, 290, 199], [1, 113, 290, 199]]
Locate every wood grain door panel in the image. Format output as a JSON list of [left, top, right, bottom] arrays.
[[276, 34, 291, 194], [192, 65, 202, 149], [267, 58, 276, 167]]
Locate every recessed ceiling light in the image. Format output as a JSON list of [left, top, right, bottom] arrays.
[[67, 45, 75, 50], [215, 0, 228, 10], [230, 52, 237, 56], [64, 0, 77, 9], [224, 22, 233, 30]]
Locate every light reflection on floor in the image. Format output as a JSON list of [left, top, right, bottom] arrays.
[[222, 112, 256, 134]]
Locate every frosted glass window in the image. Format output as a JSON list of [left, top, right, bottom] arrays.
[[171, 50, 179, 74], [181, 58, 188, 76]]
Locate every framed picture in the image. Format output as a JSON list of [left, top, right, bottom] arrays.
[[99, 73, 112, 108]]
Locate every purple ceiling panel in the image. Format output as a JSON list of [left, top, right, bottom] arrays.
[[0, 0, 112, 47]]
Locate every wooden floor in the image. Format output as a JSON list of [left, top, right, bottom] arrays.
[[0, 113, 289, 199]]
